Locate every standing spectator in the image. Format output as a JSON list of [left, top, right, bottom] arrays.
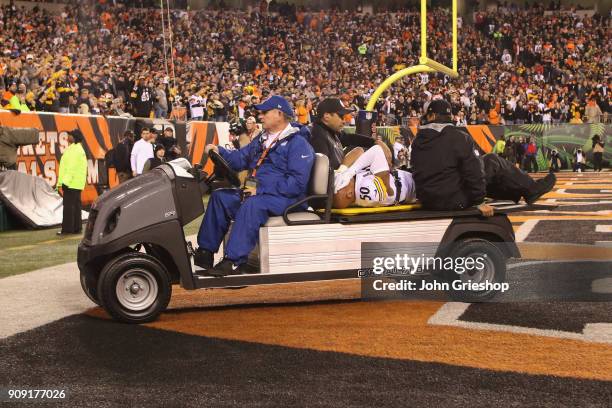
[[7, 84, 30, 112], [551, 103, 562, 124], [514, 102, 528, 125], [189, 93, 205, 121], [130, 128, 154, 176], [157, 127, 180, 161], [573, 148, 586, 172], [549, 149, 561, 172], [504, 136, 517, 165], [516, 136, 526, 169], [295, 99, 310, 125], [493, 136, 506, 158], [55, 71, 74, 114], [455, 110, 468, 126], [245, 116, 260, 142], [130, 75, 154, 119], [592, 135, 605, 172], [502, 103, 515, 125], [585, 99, 603, 123], [569, 112, 583, 124], [114, 130, 134, 183], [56, 129, 87, 235], [154, 82, 168, 119], [143, 144, 166, 172], [211, 94, 226, 122], [476, 110, 489, 124], [76, 89, 91, 111], [393, 135, 410, 169], [1, 80, 17, 108], [523, 137, 538, 172]]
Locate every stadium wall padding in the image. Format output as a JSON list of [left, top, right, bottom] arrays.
[[3, 111, 610, 205]]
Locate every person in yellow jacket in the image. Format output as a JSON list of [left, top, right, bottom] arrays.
[[56, 129, 88, 235], [7, 84, 31, 112], [493, 135, 506, 157]]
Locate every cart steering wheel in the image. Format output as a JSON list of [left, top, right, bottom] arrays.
[[208, 150, 241, 188]]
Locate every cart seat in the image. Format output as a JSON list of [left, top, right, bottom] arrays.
[[264, 153, 329, 227]]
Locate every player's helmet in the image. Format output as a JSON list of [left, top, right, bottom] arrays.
[[229, 121, 246, 135]]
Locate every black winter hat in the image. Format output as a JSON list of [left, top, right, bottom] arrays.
[[68, 129, 84, 143], [425, 99, 452, 116]]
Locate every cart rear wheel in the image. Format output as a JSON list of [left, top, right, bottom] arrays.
[[445, 238, 506, 302]]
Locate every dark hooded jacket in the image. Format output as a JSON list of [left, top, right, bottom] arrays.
[[411, 123, 486, 210]]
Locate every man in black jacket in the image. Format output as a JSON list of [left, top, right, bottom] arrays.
[[113, 130, 134, 184], [411, 100, 556, 216], [310, 98, 375, 170]]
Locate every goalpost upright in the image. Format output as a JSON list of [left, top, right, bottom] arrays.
[[357, 0, 458, 133]]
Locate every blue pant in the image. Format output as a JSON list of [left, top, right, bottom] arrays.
[[197, 189, 294, 264]]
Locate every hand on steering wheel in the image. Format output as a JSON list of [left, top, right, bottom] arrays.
[[205, 144, 218, 155], [208, 149, 241, 188]]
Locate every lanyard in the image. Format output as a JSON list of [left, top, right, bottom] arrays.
[[250, 134, 280, 178]]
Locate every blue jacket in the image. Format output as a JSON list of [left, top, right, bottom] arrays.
[[219, 124, 315, 200]]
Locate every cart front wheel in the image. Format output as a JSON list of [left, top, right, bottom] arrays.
[[97, 253, 171, 324]]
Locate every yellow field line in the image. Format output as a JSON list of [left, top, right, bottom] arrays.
[[558, 184, 612, 189], [518, 242, 612, 260], [543, 192, 611, 199], [509, 215, 612, 221], [1, 235, 82, 253]]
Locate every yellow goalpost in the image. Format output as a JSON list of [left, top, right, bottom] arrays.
[[364, 0, 458, 112]]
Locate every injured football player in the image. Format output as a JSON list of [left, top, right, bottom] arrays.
[[332, 143, 417, 209]]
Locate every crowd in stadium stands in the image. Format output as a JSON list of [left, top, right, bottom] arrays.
[[0, 1, 610, 126]]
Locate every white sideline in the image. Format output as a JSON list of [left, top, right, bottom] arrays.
[[0, 262, 92, 339], [0, 235, 200, 340]]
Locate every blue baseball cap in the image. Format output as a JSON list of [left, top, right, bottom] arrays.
[[254, 95, 294, 117]]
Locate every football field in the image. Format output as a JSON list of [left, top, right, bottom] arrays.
[[0, 171, 610, 407]]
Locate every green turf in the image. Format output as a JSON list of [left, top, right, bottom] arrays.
[[0, 214, 204, 279]]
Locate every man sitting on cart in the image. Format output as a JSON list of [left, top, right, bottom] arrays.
[[195, 96, 315, 276], [410, 99, 556, 216]]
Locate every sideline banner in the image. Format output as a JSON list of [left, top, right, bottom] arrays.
[[1, 111, 195, 204], [348, 123, 611, 170]]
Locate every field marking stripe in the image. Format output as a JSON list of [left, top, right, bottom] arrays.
[[427, 302, 610, 344], [514, 219, 538, 242]]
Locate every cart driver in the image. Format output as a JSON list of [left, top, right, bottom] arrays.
[[194, 95, 315, 277], [333, 143, 417, 209]]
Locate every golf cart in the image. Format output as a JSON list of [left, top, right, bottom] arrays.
[[78, 152, 534, 324]]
